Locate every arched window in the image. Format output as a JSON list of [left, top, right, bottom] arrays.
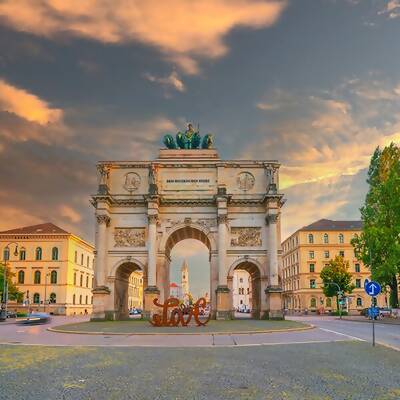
[[79, 295, 82, 304], [34, 270, 41, 284], [33, 293, 40, 304], [338, 233, 344, 244], [35, 247, 42, 260], [3, 247, 10, 261], [52, 247, 59, 261], [308, 234, 314, 244], [323, 233, 329, 244], [50, 270, 57, 284], [73, 294, 76, 305], [326, 298, 332, 307], [19, 248, 26, 261], [49, 293, 56, 303], [357, 297, 362, 307], [18, 270, 25, 284], [310, 298, 317, 308]]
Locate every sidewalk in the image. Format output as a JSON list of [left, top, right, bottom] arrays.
[[340, 316, 400, 325]]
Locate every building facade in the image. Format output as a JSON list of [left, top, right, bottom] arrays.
[[232, 270, 252, 311], [128, 270, 143, 309], [282, 219, 387, 314], [0, 223, 94, 315], [91, 141, 285, 320]]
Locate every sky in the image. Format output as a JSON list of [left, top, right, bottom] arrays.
[[0, 0, 399, 249]]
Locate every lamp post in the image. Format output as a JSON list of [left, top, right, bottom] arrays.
[[325, 281, 343, 319], [1, 242, 19, 320]]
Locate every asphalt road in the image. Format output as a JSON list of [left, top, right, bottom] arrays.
[[287, 316, 400, 350]]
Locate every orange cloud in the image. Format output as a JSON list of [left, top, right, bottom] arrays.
[[0, 0, 287, 73], [0, 79, 62, 125]]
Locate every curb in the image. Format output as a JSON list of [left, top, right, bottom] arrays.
[[47, 324, 314, 336]]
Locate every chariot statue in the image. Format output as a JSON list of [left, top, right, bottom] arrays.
[[163, 123, 213, 149]]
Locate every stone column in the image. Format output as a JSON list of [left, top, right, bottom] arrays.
[[265, 213, 283, 319], [91, 214, 111, 321], [216, 214, 231, 319], [144, 214, 160, 319]]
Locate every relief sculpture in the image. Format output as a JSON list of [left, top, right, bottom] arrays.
[[230, 227, 262, 247], [114, 228, 146, 247]]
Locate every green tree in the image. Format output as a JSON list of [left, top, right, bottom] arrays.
[[0, 263, 23, 303], [352, 143, 400, 307], [320, 256, 355, 310]]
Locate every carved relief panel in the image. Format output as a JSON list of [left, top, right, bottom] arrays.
[[114, 228, 146, 247], [230, 227, 262, 247]]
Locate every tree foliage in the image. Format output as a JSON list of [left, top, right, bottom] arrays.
[[0, 263, 23, 303], [351, 143, 400, 307]]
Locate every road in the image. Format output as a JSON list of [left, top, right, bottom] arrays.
[[287, 315, 400, 350]]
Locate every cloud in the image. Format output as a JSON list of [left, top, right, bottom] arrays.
[[379, 0, 400, 18], [59, 205, 82, 223], [0, 0, 287, 73], [144, 71, 185, 93], [0, 78, 62, 125]]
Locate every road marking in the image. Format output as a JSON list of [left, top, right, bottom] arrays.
[[319, 328, 366, 342]]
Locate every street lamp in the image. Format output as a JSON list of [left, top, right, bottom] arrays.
[[1, 242, 19, 320], [324, 281, 343, 319]]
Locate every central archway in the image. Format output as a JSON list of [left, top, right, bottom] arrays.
[[159, 223, 217, 316]]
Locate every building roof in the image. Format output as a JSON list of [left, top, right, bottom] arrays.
[[300, 219, 362, 232], [170, 282, 179, 288], [0, 222, 69, 235]]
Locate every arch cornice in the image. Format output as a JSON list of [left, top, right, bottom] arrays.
[[159, 222, 217, 254], [227, 257, 264, 278], [109, 256, 146, 278]]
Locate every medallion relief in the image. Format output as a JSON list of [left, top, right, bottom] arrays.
[[230, 227, 262, 247], [237, 172, 255, 191], [114, 228, 146, 247], [123, 172, 141, 193]]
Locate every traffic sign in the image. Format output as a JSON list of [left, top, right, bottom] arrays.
[[365, 281, 381, 297]]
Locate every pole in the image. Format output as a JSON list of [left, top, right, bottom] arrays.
[[44, 272, 47, 313], [372, 296, 376, 347]]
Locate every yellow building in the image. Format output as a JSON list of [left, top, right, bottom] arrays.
[[282, 219, 387, 314], [0, 222, 94, 315], [128, 270, 143, 309]]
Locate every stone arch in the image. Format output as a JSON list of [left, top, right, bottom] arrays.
[[228, 258, 263, 319], [112, 259, 144, 320]]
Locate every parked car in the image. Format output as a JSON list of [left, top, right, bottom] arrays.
[[18, 312, 51, 325], [379, 307, 392, 317], [6, 310, 17, 318]]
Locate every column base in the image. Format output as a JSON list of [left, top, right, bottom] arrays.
[[264, 286, 284, 320], [91, 286, 111, 321], [143, 286, 160, 320], [216, 285, 232, 320]]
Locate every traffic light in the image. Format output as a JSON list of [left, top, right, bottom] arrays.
[[372, 297, 377, 307]]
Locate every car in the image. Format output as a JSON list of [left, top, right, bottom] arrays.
[[6, 310, 17, 318], [18, 312, 51, 325], [379, 307, 392, 317]]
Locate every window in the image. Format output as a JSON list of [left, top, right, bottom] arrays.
[[310, 279, 316, 289], [357, 297, 362, 307], [73, 272, 77, 285], [239, 278, 243, 283], [80, 274, 83, 287], [3, 247, 10, 261], [240, 300, 243, 304], [86, 276, 89, 288], [50, 270, 57, 284], [309, 251, 314, 259], [85, 295, 88, 305], [52, 247, 59, 261], [339, 233, 344, 244], [81, 254, 84, 265], [356, 279, 361, 288], [308, 234, 314, 244], [310, 298, 317, 308], [323, 233, 329, 244], [355, 263, 360, 273], [49, 293, 56, 304], [74, 251, 77, 263], [19, 248, 26, 261], [324, 250, 330, 259], [326, 298, 332, 307], [18, 270, 25, 284], [339, 250, 345, 258], [247, 287, 250, 294], [33, 293, 40, 304], [34, 270, 41, 284], [79, 295, 82, 304], [35, 247, 42, 260], [87, 256, 89, 268], [309, 263, 315, 273], [73, 294, 76, 305]]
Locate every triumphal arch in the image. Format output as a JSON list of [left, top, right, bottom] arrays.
[[91, 125, 285, 320]]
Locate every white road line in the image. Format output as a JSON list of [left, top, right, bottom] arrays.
[[319, 327, 366, 342]]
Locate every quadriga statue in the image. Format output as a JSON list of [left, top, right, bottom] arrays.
[[163, 124, 213, 149]]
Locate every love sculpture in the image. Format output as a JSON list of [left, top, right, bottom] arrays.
[[149, 297, 210, 327]]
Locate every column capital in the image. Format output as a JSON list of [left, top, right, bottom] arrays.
[[217, 214, 228, 225], [147, 214, 158, 224], [265, 213, 279, 225], [96, 214, 110, 226]]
